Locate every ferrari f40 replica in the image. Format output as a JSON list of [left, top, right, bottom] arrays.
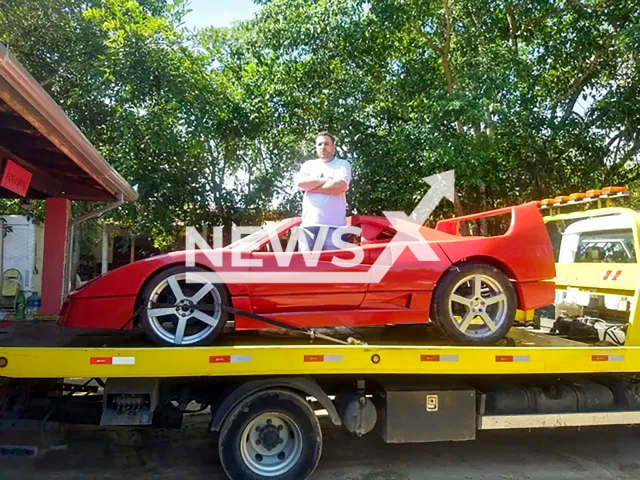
[[60, 202, 555, 346]]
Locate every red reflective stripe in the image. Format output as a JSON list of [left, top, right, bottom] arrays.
[[90, 357, 112, 365], [304, 355, 324, 362], [612, 270, 622, 281], [496, 355, 514, 362], [603, 270, 612, 280], [421, 354, 440, 362], [592, 355, 608, 362], [209, 355, 231, 363]]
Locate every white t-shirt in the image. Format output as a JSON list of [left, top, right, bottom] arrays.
[[297, 157, 352, 227]]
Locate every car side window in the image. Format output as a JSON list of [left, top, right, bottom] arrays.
[[374, 229, 395, 241], [358, 223, 396, 244], [258, 228, 297, 253]]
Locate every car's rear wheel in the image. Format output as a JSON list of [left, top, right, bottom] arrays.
[[139, 266, 229, 346], [430, 262, 516, 345]]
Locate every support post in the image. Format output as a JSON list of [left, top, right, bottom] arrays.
[[41, 198, 70, 316], [101, 224, 108, 275]]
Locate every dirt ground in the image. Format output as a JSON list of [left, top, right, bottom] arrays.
[[2, 415, 640, 480]]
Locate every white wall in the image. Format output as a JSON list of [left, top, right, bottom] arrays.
[[0, 215, 41, 295]]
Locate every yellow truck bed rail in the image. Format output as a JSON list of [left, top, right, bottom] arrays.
[[1, 326, 639, 378]]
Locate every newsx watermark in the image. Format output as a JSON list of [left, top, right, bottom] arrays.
[[184, 171, 455, 284]]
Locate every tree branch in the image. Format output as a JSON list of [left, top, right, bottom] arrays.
[[556, 41, 608, 123], [412, 20, 442, 54], [619, 164, 640, 185], [441, 0, 463, 133], [424, 35, 442, 54], [505, 3, 518, 49], [442, 0, 452, 96], [605, 132, 621, 151], [559, 88, 582, 124], [556, 44, 606, 105], [206, 140, 222, 208], [605, 137, 640, 184], [453, 189, 471, 236], [614, 137, 622, 164], [621, 138, 640, 164], [485, 111, 495, 137], [519, 0, 594, 35]]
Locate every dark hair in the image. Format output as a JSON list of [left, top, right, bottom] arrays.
[[316, 131, 336, 144]]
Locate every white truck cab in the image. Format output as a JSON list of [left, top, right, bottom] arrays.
[[558, 214, 636, 265]]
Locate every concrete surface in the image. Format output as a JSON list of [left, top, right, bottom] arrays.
[[2, 415, 640, 480]]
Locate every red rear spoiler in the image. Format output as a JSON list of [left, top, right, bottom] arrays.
[[435, 202, 539, 236]]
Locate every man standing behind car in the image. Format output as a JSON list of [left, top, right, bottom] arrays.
[[296, 132, 352, 251]]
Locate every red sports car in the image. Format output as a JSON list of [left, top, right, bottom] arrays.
[[60, 202, 555, 346]]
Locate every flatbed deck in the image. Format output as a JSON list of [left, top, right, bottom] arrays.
[[1, 322, 635, 378]]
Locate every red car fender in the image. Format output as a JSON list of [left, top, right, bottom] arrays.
[[69, 250, 249, 299], [434, 202, 556, 310], [61, 250, 249, 330], [435, 202, 555, 281]]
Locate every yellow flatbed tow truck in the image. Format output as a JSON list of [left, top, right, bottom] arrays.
[[3, 188, 640, 480]]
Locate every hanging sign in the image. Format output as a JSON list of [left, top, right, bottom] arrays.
[[1, 159, 32, 197]]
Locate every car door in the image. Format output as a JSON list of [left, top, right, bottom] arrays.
[[358, 221, 452, 320], [248, 226, 370, 314]]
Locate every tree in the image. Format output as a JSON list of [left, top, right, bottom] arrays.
[[1, 0, 639, 249], [0, 0, 294, 247], [246, 0, 640, 218]]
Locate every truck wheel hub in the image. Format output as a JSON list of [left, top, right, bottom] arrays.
[[258, 424, 282, 451]]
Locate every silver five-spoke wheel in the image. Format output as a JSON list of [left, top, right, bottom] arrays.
[[140, 266, 229, 346], [449, 273, 508, 338], [431, 263, 516, 345]]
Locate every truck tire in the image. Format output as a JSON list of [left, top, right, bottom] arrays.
[[140, 265, 229, 346], [218, 389, 322, 480], [431, 262, 516, 345]]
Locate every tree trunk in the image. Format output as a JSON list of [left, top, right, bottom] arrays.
[[478, 183, 489, 236], [222, 221, 233, 247], [442, 0, 464, 134], [506, 3, 518, 49], [453, 190, 470, 236], [129, 234, 135, 263]]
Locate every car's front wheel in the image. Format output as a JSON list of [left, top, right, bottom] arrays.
[[139, 266, 229, 346], [430, 262, 516, 345]]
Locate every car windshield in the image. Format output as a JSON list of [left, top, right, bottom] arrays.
[[574, 229, 636, 263], [226, 219, 292, 251]]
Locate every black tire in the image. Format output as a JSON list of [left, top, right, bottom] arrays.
[[219, 389, 322, 480], [431, 262, 516, 345], [139, 265, 229, 346]]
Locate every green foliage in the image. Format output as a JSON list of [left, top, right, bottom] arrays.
[[1, 0, 639, 245]]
